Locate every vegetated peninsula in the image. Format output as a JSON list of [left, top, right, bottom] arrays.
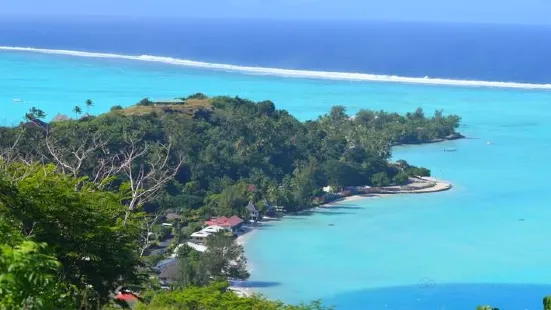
[[0, 94, 462, 309], [2, 93, 461, 215]]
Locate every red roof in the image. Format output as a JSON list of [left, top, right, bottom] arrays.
[[115, 292, 139, 302], [204, 215, 244, 228]]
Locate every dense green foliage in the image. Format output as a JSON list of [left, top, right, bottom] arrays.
[[0, 163, 329, 309], [137, 282, 332, 310], [545, 295, 551, 310], [0, 220, 74, 310], [0, 163, 142, 307], [0, 95, 461, 218]]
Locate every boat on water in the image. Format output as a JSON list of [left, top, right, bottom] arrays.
[[443, 148, 457, 152], [12, 99, 24, 103]]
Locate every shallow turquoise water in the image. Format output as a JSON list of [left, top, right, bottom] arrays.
[[2, 51, 551, 309]]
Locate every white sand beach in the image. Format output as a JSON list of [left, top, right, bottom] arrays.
[[326, 177, 452, 206]]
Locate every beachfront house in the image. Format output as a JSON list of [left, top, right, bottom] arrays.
[[202, 225, 226, 234], [204, 216, 244, 232], [190, 230, 211, 244], [188, 225, 229, 244], [246, 201, 260, 222]]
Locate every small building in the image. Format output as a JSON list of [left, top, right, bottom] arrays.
[[186, 242, 207, 253], [114, 292, 141, 308], [204, 216, 244, 232], [22, 119, 49, 131], [246, 201, 260, 222], [323, 186, 334, 193], [153, 258, 177, 272], [158, 259, 182, 285], [151, 99, 185, 105], [170, 241, 207, 258], [202, 225, 226, 234], [190, 231, 211, 244]]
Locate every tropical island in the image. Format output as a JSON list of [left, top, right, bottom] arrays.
[[0, 94, 466, 309]]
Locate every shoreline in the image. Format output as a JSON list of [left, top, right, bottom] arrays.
[[230, 229, 258, 297], [320, 177, 452, 206], [236, 177, 452, 297]]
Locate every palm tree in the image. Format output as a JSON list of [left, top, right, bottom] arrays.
[[24, 107, 46, 121], [35, 108, 46, 120], [73, 105, 82, 119], [85, 99, 93, 115]]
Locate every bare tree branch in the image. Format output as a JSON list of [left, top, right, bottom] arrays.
[[45, 130, 108, 179], [118, 137, 184, 224], [138, 210, 165, 258]]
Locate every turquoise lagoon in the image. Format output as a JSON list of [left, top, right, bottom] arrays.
[[2, 51, 551, 309]]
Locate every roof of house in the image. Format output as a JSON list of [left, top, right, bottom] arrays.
[[23, 119, 49, 131], [159, 259, 182, 281], [204, 216, 244, 228], [115, 292, 139, 302], [202, 225, 226, 233], [151, 99, 185, 104], [186, 241, 207, 252], [190, 231, 211, 238], [154, 258, 176, 270]]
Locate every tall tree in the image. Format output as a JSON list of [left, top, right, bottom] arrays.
[[85, 99, 93, 115], [203, 232, 249, 281], [24, 107, 46, 121], [72, 105, 82, 119]]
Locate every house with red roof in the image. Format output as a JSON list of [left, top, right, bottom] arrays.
[[204, 215, 244, 232], [114, 291, 142, 308]]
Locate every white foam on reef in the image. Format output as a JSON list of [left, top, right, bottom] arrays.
[[2, 46, 551, 90]]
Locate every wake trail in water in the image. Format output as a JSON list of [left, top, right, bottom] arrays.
[[2, 46, 551, 90]]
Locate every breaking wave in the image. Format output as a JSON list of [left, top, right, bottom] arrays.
[[2, 46, 551, 90]]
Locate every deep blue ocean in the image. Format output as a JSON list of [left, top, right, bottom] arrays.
[[2, 16, 551, 83], [3, 16, 551, 309]]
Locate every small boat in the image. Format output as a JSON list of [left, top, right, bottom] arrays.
[[443, 148, 457, 152], [487, 141, 492, 145], [12, 99, 24, 103]]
